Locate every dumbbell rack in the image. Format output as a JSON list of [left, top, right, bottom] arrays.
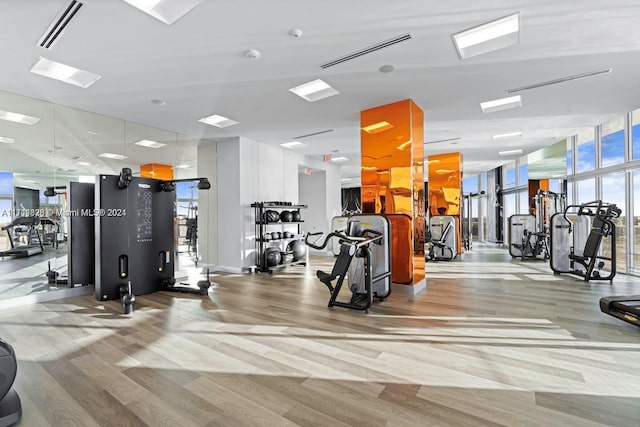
[[251, 201, 307, 274]]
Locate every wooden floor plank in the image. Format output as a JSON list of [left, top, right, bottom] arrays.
[[1, 243, 639, 426]]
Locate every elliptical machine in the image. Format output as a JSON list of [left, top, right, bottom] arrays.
[[305, 221, 391, 313]]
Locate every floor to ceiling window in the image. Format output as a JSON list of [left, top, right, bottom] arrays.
[[576, 178, 596, 204], [576, 129, 596, 173], [601, 117, 625, 168], [601, 173, 626, 272], [632, 109, 640, 160], [633, 170, 640, 275]]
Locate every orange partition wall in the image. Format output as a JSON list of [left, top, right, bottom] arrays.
[[361, 99, 425, 286], [140, 163, 174, 180], [427, 152, 463, 254]]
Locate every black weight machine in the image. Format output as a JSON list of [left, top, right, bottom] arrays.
[[305, 226, 391, 313], [96, 168, 213, 314], [512, 229, 549, 261], [552, 200, 620, 282], [425, 221, 455, 261]]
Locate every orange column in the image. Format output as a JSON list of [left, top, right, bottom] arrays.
[[427, 152, 463, 254], [361, 99, 425, 287], [140, 163, 174, 180]]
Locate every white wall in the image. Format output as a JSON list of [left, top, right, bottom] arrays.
[[203, 136, 342, 272], [299, 172, 327, 255], [197, 141, 218, 267]]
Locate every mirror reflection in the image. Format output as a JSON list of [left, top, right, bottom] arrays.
[[0, 88, 202, 302]]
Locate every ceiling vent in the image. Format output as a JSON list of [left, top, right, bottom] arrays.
[[321, 33, 412, 69], [37, 0, 84, 50], [294, 129, 334, 139]]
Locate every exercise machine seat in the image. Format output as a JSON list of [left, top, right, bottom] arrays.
[[0, 338, 21, 427], [569, 226, 603, 262], [316, 244, 354, 291]]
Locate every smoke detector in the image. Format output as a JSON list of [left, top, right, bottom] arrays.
[[289, 29, 303, 38], [245, 49, 261, 60]]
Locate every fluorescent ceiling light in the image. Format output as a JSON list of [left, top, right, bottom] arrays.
[[480, 95, 522, 113], [499, 149, 523, 156], [198, 114, 239, 128], [280, 141, 305, 148], [492, 131, 522, 140], [30, 57, 101, 88], [77, 161, 93, 166], [0, 137, 15, 144], [98, 153, 128, 160], [362, 121, 394, 134], [175, 164, 192, 169], [452, 13, 520, 59], [289, 79, 340, 102], [0, 109, 41, 125], [506, 69, 612, 94], [26, 180, 40, 184], [134, 139, 166, 148], [331, 156, 349, 162], [79, 175, 94, 183], [122, 0, 203, 25]]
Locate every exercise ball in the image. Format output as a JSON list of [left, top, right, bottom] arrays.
[[291, 211, 301, 222], [287, 240, 307, 260], [271, 231, 279, 240], [0, 338, 22, 426], [265, 210, 280, 223], [262, 233, 272, 242], [265, 248, 281, 267], [280, 210, 293, 222]]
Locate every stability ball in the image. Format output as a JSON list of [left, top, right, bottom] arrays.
[[280, 210, 293, 222], [265, 248, 281, 267], [287, 240, 307, 260]]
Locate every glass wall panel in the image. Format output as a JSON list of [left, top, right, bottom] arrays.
[[518, 158, 528, 186], [576, 178, 596, 204], [601, 173, 626, 273], [480, 172, 487, 192], [576, 129, 595, 173], [463, 175, 478, 193], [519, 190, 529, 215], [567, 139, 573, 175], [633, 170, 640, 275], [632, 109, 640, 160], [601, 117, 625, 168], [504, 161, 516, 189]]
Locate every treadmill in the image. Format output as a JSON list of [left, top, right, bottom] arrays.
[[600, 296, 640, 328], [0, 217, 44, 258]]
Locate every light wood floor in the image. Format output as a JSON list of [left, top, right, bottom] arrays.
[[2, 243, 640, 426]]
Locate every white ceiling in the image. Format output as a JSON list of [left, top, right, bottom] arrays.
[[2, 0, 640, 188]]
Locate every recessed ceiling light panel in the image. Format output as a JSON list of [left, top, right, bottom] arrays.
[[0, 137, 15, 144], [30, 57, 101, 88], [492, 131, 522, 140], [452, 13, 520, 59], [122, 0, 203, 25], [480, 95, 522, 113], [98, 153, 127, 160], [289, 79, 340, 102], [0, 109, 41, 125], [331, 156, 349, 162], [280, 141, 305, 148], [499, 149, 523, 156], [134, 139, 166, 148], [175, 164, 192, 169], [198, 114, 239, 128]]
